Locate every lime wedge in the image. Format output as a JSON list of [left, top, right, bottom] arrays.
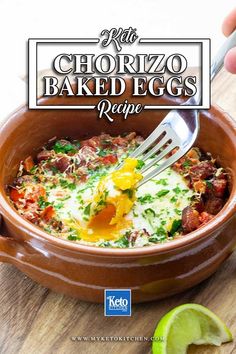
[[152, 303, 232, 354]]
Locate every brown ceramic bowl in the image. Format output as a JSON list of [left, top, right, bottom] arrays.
[[0, 87, 236, 303]]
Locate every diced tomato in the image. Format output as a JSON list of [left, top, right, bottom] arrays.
[[193, 180, 206, 194], [23, 156, 35, 172], [172, 161, 183, 172], [26, 185, 46, 203], [100, 154, 118, 165], [41, 206, 55, 221], [10, 188, 24, 202], [199, 211, 213, 225], [186, 148, 200, 160]]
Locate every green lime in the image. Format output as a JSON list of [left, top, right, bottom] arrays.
[[152, 303, 232, 354]]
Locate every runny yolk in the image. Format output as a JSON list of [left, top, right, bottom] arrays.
[[78, 204, 131, 242], [70, 158, 143, 243], [88, 204, 116, 230], [88, 158, 143, 228]]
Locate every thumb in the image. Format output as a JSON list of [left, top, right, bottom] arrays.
[[224, 47, 236, 74]]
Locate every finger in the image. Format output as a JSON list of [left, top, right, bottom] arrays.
[[222, 7, 236, 36], [224, 47, 236, 73]]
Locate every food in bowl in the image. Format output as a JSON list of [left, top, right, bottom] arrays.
[[8, 132, 229, 248]]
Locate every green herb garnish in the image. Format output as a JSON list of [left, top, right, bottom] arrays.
[[183, 160, 191, 168], [123, 189, 134, 198], [38, 196, 51, 209], [155, 178, 168, 186], [99, 241, 112, 247], [149, 233, 166, 243], [136, 159, 145, 170], [169, 219, 182, 236], [30, 165, 37, 174], [84, 203, 91, 216], [174, 208, 182, 216], [59, 179, 76, 190], [156, 189, 169, 197], [67, 235, 78, 241], [206, 180, 213, 189], [114, 235, 129, 248], [170, 196, 178, 203], [138, 194, 154, 204], [173, 186, 181, 194], [54, 203, 64, 210], [53, 141, 76, 154], [143, 208, 156, 218]]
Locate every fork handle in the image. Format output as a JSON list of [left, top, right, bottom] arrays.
[[211, 29, 236, 81]]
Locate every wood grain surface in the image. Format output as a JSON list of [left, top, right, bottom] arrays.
[[0, 69, 236, 354]]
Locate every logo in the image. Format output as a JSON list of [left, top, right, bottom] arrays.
[[104, 289, 131, 316]]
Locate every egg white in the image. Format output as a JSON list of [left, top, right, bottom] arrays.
[[44, 157, 194, 246]]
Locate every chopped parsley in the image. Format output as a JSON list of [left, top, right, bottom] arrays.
[[67, 235, 78, 241], [38, 196, 51, 209], [170, 196, 178, 203], [53, 141, 76, 154], [136, 159, 145, 170], [173, 186, 181, 194], [30, 165, 37, 174], [155, 178, 168, 186], [149, 227, 167, 242], [59, 179, 76, 190], [58, 195, 71, 201], [84, 203, 91, 216], [169, 219, 182, 236], [156, 189, 169, 197], [143, 208, 156, 228], [98, 150, 107, 157], [99, 241, 112, 247], [206, 180, 213, 189], [123, 189, 133, 198], [138, 194, 154, 204], [67, 229, 81, 241], [156, 226, 167, 235], [114, 235, 129, 248], [143, 208, 156, 217], [182, 160, 191, 168], [54, 203, 64, 210], [44, 227, 52, 234], [174, 208, 182, 216], [51, 166, 59, 174]]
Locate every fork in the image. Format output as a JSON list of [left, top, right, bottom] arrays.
[[128, 30, 236, 187]]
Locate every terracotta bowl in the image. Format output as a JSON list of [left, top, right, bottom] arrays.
[[0, 89, 236, 303]]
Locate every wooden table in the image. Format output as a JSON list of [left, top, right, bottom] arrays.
[[0, 70, 236, 354]]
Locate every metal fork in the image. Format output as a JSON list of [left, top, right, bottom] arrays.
[[129, 29, 236, 187]]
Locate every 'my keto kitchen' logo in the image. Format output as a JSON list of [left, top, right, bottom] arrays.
[[104, 289, 131, 316]]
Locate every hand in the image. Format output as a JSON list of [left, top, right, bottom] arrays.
[[222, 8, 236, 73]]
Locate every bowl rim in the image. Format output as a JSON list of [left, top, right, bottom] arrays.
[[0, 103, 236, 257]]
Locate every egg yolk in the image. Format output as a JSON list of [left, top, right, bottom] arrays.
[[88, 158, 143, 228], [66, 204, 132, 242], [64, 158, 142, 242]]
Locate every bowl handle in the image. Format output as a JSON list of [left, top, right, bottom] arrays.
[[0, 234, 23, 263], [0, 214, 33, 264]]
